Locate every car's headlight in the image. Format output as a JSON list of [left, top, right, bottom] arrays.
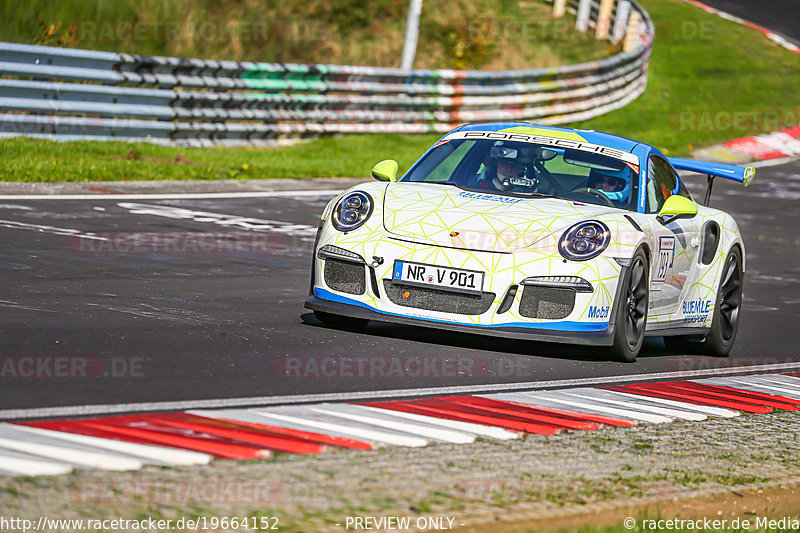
[[331, 191, 374, 232], [558, 220, 610, 261]]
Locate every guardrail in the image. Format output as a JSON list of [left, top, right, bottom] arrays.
[[0, 0, 653, 146]]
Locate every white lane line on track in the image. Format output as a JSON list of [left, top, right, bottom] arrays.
[[0, 189, 346, 201], [4, 363, 800, 421], [117, 202, 318, 235], [0, 219, 110, 240]]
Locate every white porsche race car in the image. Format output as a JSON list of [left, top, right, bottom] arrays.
[[305, 122, 754, 361]]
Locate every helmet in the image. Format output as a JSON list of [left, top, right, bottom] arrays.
[[488, 141, 536, 190], [588, 167, 631, 204]]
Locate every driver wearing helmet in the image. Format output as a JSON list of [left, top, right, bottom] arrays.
[[587, 167, 631, 206], [471, 141, 537, 191]]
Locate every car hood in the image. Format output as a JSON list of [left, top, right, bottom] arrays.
[[382, 183, 616, 253]]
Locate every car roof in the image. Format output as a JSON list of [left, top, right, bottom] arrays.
[[455, 122, 642, 154]]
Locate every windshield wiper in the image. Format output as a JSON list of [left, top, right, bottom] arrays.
[[494, 191, 558, 199], [513, 191, 556, 198]]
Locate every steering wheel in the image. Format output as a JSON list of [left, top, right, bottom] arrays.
[[585, 187, 615, 207], [563, 181, 616, 207], [532, 161, 567, 195]]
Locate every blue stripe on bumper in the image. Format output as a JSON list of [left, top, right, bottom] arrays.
[[313, 288, 609, 332]]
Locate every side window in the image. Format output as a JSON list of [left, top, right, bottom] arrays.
[[646, 156, 690, 213], [675, 176, 693, 201]]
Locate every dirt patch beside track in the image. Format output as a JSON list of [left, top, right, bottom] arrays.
[[461, 482, 800, 532]]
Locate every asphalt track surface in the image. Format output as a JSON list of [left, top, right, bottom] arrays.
[[1, 158, 799, 412], [698, 0, 800, 42]]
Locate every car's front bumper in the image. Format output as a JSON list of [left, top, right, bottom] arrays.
[[308, 222, 632, 346], [305, 284, 622, 346]]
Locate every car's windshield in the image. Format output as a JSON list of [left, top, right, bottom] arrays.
[[402, 138, 640, 211]]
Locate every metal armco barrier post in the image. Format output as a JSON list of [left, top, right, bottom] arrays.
[[595, 0, 615, 39], [576, 0, 593, 32], [612, 0, 632, 44], [623, 10, 644, 52], [553, 0, 568, 17], [0, 1, 654, 146]]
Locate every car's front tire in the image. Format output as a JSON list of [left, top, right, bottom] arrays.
[[610, 249, 649, 363], [313, 310, 369, 330]]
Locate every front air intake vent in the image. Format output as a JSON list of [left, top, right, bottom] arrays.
[[518, 286, 575, 319], [383, 281, 495, 315], [324, 258, 366, 295]]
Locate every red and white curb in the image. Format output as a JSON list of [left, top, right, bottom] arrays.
[[694, 126, 800, 165], [3, 373, 800, 477], [679, 0, 800, 54]]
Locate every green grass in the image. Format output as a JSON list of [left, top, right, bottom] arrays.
[[2, 0, 799, 182], [0, 134, 439, 182], [570, 0, 800, 155]]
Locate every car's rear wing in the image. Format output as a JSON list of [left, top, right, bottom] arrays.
[[667, 157, 755, 206]]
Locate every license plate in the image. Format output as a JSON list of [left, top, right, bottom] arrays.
[[391, 260, 484, 295]]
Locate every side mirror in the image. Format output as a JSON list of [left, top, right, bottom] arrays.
[[656, 195, 698, 225], [371, 159, 399, 182]]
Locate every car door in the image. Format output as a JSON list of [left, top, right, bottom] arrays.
[[644, 155, 701, 316]]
